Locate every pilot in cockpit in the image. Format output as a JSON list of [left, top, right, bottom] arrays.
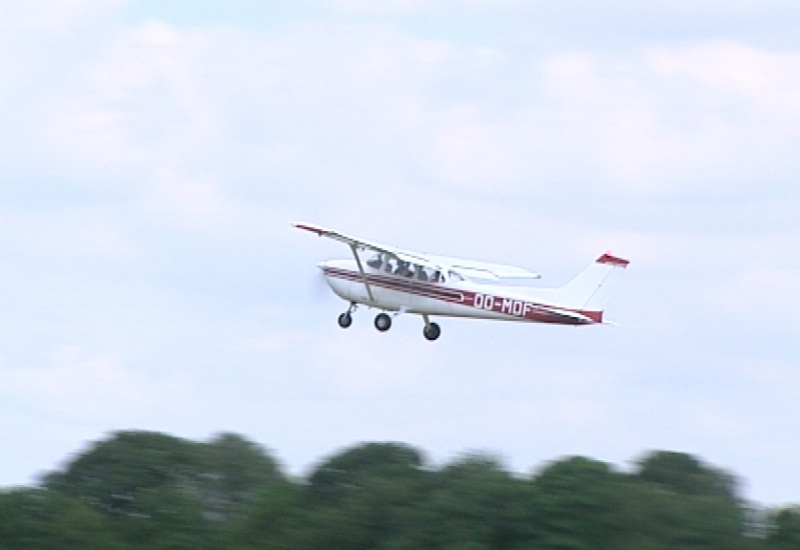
[[395, 260, 413, 277]]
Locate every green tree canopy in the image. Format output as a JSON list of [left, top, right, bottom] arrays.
[[298, 442, 431, 550], [529, 456, 624, 550], [635, 451, 740, 501], [0, 433, 789, 550], [40, 430, 286, 549], [44, 431, 284, 519], [0, 488, 123, 550], [416, 453, 529, 550], [626, 451, 750, 550], [307, 441, 426, 502], [766, 506, 800, 549]]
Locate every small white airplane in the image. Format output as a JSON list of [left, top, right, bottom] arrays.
[[294, 221, 629, 341]]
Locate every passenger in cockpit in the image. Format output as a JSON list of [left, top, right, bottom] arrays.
[[395, 261, 412, 277]]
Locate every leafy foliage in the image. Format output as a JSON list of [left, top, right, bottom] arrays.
[[0, 488, 123, 550], [529, 456, 624, 549], [765, 507, 800, 549], [0, 432, 794, 549]]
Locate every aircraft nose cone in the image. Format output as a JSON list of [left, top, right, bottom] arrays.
[[317, 259, 338, 270], [318, 259, 356, 271]]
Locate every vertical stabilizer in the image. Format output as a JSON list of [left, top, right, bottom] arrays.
[[555, 253, 629, 314]]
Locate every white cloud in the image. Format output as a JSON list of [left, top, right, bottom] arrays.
[[320, 0, 523, 16], [0, 210, 137, 261], [143, 169, 242, 229], [0, 346, 178, 423], [306, 323, 445, 395], [648, 40, 800, 107], [704, 263, 800, 328], [529, 42, 800, 196], [19, 7, 800, 214]]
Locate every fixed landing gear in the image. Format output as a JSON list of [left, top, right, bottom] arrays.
[[423, 322, 441, 341], [338, 303, 356, 328], [338, 312, 352, 328], [374, 312, 392, 332], [422, 314, 441, 341], [335, 306, 441, 341]]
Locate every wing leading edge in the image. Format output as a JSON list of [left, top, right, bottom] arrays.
[[292, 221, 540, 281], [293, 221, 440, 270]]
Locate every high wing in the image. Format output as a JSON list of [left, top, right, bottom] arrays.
[[294, 221, 443, 303], [426, 255, 540, 281], [292, 221, 540, 281], [293, 221, 442, 270]]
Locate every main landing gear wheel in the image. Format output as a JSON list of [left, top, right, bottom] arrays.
[[374, 312, 392, 332], [338, 312, 352, 328], [423, 322, 441, 341]]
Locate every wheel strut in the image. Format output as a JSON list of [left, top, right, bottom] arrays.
[[422, 314, 441, 341]]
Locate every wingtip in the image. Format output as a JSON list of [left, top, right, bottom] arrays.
[[597, 253, 630, 267], [293, 221, 326, 235]]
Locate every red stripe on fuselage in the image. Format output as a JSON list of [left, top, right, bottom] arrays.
[[323, 266, 465, 303], [322, 266, 600, 325], [470, 292, 600, 324]]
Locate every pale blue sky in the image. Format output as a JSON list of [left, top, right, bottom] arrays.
[[1, 0, 799, 506]]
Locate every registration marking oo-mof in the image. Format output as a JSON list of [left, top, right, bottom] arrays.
[[472, 293, 539, 318]]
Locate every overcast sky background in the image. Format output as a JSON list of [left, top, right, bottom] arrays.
[[1, 0, 799, 506]]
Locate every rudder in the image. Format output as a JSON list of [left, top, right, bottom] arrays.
[[555, 253, 629, 315]]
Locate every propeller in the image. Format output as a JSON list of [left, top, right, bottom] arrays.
[[312, 268, 333, 303]]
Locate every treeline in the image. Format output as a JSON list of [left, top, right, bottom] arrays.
[[1, 431, 799, 549]]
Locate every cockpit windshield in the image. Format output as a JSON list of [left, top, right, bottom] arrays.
[[447, 270, 464, 282]]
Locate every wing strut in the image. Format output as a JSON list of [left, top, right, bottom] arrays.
[[349, 244, 375, 303]]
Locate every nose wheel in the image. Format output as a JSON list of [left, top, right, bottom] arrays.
[[338, 303, 356, 328], [338, 312, 352, 328]]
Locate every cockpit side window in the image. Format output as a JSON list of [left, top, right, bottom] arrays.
[[366, 253, 383, 270], [395, 260, 413, 277], [448, 270, 464, 282]]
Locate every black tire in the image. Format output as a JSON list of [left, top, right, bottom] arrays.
[[338, 312, 353, 328], [374, 313, 392, 332], [423, 322, 441, 341]]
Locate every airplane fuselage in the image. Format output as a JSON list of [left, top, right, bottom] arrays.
[[320, 259, 600, 325]]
